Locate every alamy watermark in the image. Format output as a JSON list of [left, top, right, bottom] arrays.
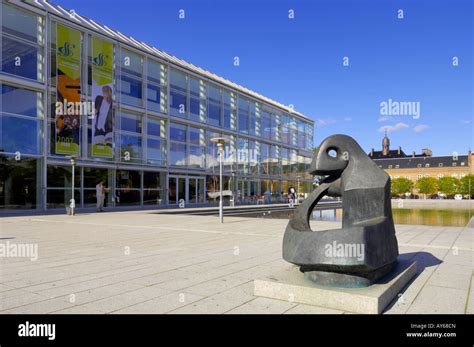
[[324, 241, 365, 261], [380, 98, 420, 119], [0, 241, 38, 261]]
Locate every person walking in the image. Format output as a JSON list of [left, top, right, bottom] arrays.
[[96, 179, 107, 212]]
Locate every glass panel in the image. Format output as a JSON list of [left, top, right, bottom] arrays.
[[147, 117, 165, 137], [2, 37, 40, 80], [188, 145, 204, 168], [120, 112, 142, 133], [2, 3, 41, 43], [47, 189, 81, 209], [1, 84, 42, 117], [178, 177, 186, 202], [208, 102, 221, 126], [168, 177, 177, 204], [188, 178, 196, 203], [120, 134, 142, 162], [170, 142, 186, 166], [238, 97, 249, 134], [83, 167, 112, 188], [0, 115, 40, 154], [170, 122, 186, 142], [47, 165, 80, 188], [120, 49, 143, 77], [170, 90, 186, 117], [197, 178, 205, 203], [147, 84, 162, 112], [143, 171, 166, 205], [0, 156, 38, 209], [147, 138, 165, 165], [119, 75, 142, 107], [170, 69, 187, 92], [116, 170, 141, 206], [147, 60, 166, 85]]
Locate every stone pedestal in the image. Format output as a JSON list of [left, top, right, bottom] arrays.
[[254, 259, 417, 314]]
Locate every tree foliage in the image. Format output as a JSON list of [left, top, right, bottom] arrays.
[[415, 177, 438, 197], [391, 177, 414, 196]]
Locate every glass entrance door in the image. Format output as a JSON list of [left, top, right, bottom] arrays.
[[169, 175, 205, 205]]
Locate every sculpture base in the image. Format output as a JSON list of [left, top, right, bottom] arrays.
[[303, 262, 397, 288], [254, 259, 417, 314]]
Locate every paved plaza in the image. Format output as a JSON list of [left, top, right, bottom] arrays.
[[0, 210, 472, 314]]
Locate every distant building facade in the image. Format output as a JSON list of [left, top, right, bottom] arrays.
[[369, 134, 473, 184]]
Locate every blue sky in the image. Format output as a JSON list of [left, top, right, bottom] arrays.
[[56, 0, 473, 155]]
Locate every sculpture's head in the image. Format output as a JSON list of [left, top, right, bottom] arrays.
[[310, 134, 364, 178]]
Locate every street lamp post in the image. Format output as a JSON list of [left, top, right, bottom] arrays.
[[210, 137, 228, 223], [66, 156, 77, 216]]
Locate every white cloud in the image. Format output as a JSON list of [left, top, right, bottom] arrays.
[[462, 119, 471, 124], [378, 123, 409, 133], [344, 117, 352, 122], [315, 118, 337, 127], [378, 115, 394, 122], [413, 124, 429, 133]]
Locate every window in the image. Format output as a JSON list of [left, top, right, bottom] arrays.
[[425, 163, 430, 168], [46, 165, 81, 209], [119, 112, 142, 163], [188, 127, 205, 168], [147, 117, 166, 165], [207, 84, 221, 126], [147, 60, 167, 114], [143, 171, 166, 205], [238, 97, 249, 134], [206, 130, 220, 172], [395, 165, 399, 169], [249, 102, 260, 136], [260, 143, 270, 175], [452, 162, 457, 167], [169, 122, 201, 167], [237, 137, 249, 174], [1, 3, 44, 82], [1, 84, 43, 155], [223, 91, 236, 130], [116, 170, 141, 205], [438, 163, 443, 167], [388, 165, 392, 169], [281, 147, 290, 176], [249, 140, 260, 175], [119, 49, 143, 107], [417, 164, 422, 168], [170, 69, 187, 118], [0, 157, 39, 209], [83, 167, 112, 207], [189, 77, 206, 122], [262, 111, 272, 140]]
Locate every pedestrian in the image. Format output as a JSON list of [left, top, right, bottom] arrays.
[[96, 179, 107, 212]]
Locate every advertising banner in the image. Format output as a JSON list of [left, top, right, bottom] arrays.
[[91, 37, 114, 158], [55, 24, 81, 155]]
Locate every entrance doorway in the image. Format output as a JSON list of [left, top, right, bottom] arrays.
[[168, 175, 205, 205]]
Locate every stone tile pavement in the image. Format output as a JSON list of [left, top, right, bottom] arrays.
[[0, 211, 472, 314]]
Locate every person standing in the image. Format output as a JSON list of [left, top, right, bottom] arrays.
[[96, 179, 106, 212]]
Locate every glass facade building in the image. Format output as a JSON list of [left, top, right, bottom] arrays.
[[0, 0, 314, 211]]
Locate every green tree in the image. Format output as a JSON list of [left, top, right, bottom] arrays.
[[438, 176, 460, 196], [312, 146, 320, 156], [415, 177, 438, 198], [391, 177, 414, 196], [459, 174, 474, 197]]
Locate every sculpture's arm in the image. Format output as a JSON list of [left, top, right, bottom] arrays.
[[327, 178, 342, 197]]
